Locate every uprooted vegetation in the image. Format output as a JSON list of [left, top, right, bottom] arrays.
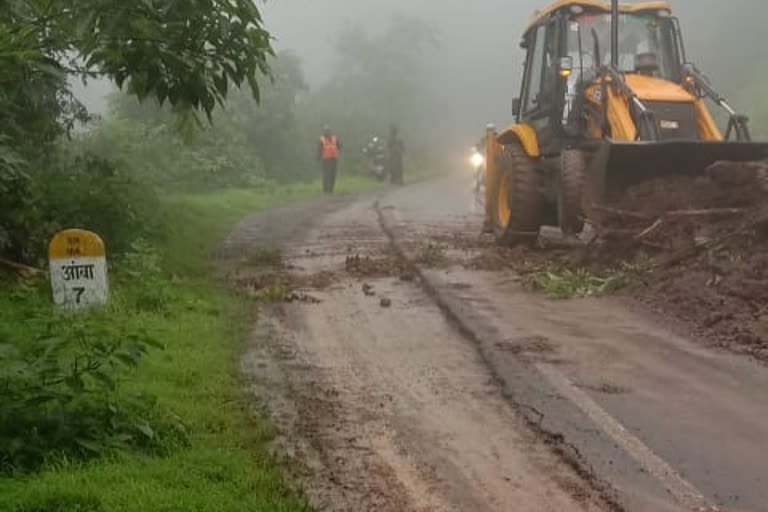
[[620, 171, 768, 359], [344, 252, 412, 279], [244, 248, 284, 268], [440, 161, 768, 361], [232, 249, 331, 304], [531, 160, 768, 361], [523, 258, 652, 300]]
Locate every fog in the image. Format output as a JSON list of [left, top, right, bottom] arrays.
[[71, 0, 768, 149], [262, 0, 767, 139]]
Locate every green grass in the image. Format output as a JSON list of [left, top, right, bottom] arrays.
[[0, 174, 389, 512], [160, 176, 388, 277]]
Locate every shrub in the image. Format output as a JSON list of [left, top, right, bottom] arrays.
[[116, 239, 174, 314], [0, 307, 185, 473], [77, 116, 270, 192], [34, 152, 164, 259], [0, 147, 164, 266]]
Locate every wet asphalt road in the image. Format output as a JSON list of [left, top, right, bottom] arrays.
[[225, 172, 768, 512], [378, 172, 768, 512]]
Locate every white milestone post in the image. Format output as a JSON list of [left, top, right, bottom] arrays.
[[49, 229, 109, 309]]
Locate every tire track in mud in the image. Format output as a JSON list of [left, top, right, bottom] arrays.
[[235, 197, 614, 512]]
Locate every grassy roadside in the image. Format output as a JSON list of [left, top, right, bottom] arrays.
[[0, 176, 386, 512], [162, 175, 386, 276]]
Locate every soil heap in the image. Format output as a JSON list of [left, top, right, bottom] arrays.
[[593, 161, 768, 360]]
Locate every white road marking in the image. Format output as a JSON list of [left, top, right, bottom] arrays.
[[536, 362, 716, 511]]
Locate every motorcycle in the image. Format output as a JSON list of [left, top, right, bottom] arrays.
[[363, 137, 387, 181]]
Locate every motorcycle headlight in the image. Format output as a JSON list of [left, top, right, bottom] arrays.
[[470, 153, 485, 168]]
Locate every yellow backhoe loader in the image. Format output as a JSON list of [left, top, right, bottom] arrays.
[[485, 0, 768, 244]]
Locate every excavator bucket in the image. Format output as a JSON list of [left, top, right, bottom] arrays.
[[588, 140, 768, 202]]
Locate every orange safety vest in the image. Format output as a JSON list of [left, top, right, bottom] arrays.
[[320, 135, 340, 160]]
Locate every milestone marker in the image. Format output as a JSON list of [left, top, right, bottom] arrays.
[[49, 229, 109, 309]]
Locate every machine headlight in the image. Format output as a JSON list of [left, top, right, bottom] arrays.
[[470, 152, 485, 168]]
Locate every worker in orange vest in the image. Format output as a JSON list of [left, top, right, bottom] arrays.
[[317, 125, 342, 194]]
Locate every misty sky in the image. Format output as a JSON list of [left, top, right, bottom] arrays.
[[262, 0, 764, 132], [76, 0, 765, 136]]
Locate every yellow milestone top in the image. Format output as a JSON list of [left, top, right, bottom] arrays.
[[49, 229, 106, 259]]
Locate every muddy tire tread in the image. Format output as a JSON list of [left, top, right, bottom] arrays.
[[558, 149, 587, 234], [495, 143, 541, 245]]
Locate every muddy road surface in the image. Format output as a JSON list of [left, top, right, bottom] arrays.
[[222, 174, 768, 512]]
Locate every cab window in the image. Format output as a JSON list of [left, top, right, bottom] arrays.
[[522, 25, 547, 113]]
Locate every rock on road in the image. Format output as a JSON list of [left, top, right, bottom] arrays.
[[221, 173, 768, 512]]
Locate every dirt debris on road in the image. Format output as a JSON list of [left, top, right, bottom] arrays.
[[407, 162, 768, 363], [344, 251, 410, 278], [231, 198, 614, 512], [584, 162, 768, 361]]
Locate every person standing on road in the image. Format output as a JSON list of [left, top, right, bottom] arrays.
[[387, 125, 405, 185], [317, 125, 341, 194]]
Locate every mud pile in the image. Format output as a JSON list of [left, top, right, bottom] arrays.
[[344, 252, 413, 280], [595, 161, 768, 360]]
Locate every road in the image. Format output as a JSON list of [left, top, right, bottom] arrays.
[[222, 173, 768, 512]]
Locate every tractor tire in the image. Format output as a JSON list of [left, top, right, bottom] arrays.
[[492, 142, 542, 245], [557, 149, 587, 234]]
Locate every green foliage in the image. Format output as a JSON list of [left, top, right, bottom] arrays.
[[80, 51, 310, 190], [39, 153, 162, 256], [252, 279, 289, 303], [0, 184, 332, 511], [160, 176, 384, 277], [0, 0, 274, 263], [13, 489, 104, 512], [0, 137, 31, 256], [524, 260, 650, 300], [2, 0, 272, 118], [116, 240, 173, 314], [213, 52, 310, 181], [0, 148, 161, 264], [0, 17, 89, 154], [77, 113, 266, 191], [0, 299, 182, 473]]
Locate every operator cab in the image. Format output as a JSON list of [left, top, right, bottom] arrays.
[[565, 7, 682, 81], [488, 0, 764, 244], [514, 2, 688, 151]]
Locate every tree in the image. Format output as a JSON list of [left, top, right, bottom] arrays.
[[330, 15, 437, 125], [100, 51, 310, 186], [0, 0, 274, 261], [0, 0, 273, 158], [2, 0, 272, 114], [219, 52, 310, 181], [300, 15, 442, 174]]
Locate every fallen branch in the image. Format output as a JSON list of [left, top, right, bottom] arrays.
[[635, 218, 664, 240], [656, 226, 750, 269], [600, 208, 747, 243], [664, 208, 746, 217], [591, 205, 651, 220], [0, 259, 46, 276]]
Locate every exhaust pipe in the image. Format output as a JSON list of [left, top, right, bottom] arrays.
[[611, 0, 619, 68]]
